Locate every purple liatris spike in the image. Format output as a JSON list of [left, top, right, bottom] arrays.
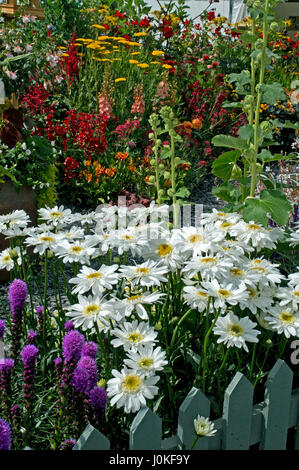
[[0, 358, 14, 375], [62, 330, 85, 363], [89, 386, 107, 411], [26, 330, 37, 345], [81, 341, 98, 359], [64, 320, 74, 332], [77, 356, 98, 390], [0, 418, 11, 450], [0, 320, 5, 339], [72, 366, 90, 394], [9, 279, 27, 313], [21, 345, 38, 367]]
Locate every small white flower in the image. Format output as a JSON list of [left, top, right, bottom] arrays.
[[194, 415, 217, 437], [66, 294, 114, 331], [119, 260, 169, 288], [124, 345, 168, 375], [213, 312, 260, 352], [265, 307, 299, 338], [69, 265, 119, 296], [111, 320, 158, 352]]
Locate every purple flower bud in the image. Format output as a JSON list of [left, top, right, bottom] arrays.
[[26, 330, 37, 345], [81, 341, 98, 359], [54, 357, 62, 368], [0, 418, 11, 450], [64, 320, 74, 332], [61, 438, 76, 450], [89, 386, 107, 411], [21, 344, 38, 366], [36, 306, 43, 315], [9, 279, 27, 313], [72, 366, 89, 394], [0, 358, 14, 374], [62, 330, 85, 363], [77, 356, 97, 390], [0, 320, 5, 339]]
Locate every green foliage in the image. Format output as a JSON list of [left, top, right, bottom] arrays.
[[36, 164, 58, 209]]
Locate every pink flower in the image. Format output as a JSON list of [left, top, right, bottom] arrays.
[[5, 69, 17, 80]]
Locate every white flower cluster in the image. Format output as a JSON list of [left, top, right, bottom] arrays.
[[0, 205, 298, 411]]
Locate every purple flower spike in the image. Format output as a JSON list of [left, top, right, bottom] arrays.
[[72, 366, 90, 394], [89, 386, 107, 411], [0, 358, 14, 374], [9, 279, 27, 313], [0, 320, 5, 339], [54, 357, 63, 368], [0, 418, 11, 450], [62, 330, 85, 363], [64, 320, 74, 332], [21, 344, 38, 366], [77, 356, 98, 390], [81, 341, 98, 359], [26, 330, 37, 345]]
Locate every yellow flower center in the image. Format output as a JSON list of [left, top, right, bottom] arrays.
[[127, 332, 143, 343], [251, 267, 265, 273], [228, 323, 244, 336], [197, 291, 208, 298], [189, 234, 203, 243], [87, 272, 102, 279], [136, 267, 150, 275], [247, 288, 257, 298], [280, 312, 295, 323], [217, 212, 226, 217], [84, 304, 99, 315], [71, 246, 83, 253], [40, 236, 55, 243], [293, 291, 299, 297], [220, 222, 233, 229], [200, 257, 216, 263], [127, 294, 142, 302], [138, 358, 154, 368], [122, 235, 134, 240], [157, 244, 172, 256], [2, 255, 11, 262], [230, 268, 243, 277], [249, 223, 261, 230], [50, 211, 62, 218], [252, 259, 262, 264], [122, 374, 142, 393], [218, 289, 231, 298]]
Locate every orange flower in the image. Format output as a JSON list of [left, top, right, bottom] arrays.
[[183, 121, 192, 135], [181, 163, 191, 171], [116, 151, 128, 160], [164, 179, 171, 187], [191, 118, 202, 130], [105, 167, 117, 177], [84, 159, 92, 166], [145, 175, 150, 182], [128, 165, 136, 172]]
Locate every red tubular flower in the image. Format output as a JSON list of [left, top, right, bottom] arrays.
[[162, 26, 174, 39]]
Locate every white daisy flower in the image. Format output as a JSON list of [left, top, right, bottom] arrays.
[[107, 368, 159, 413], [172, 226, 213, 257], [0, 210, 30, 229], [119, 260, 169, 288], [288, 231, 299, 247], [265, 307, 299, 338], [239, 286, 274, 315], [183, 255, 232, 281], [0, 247, 21, 271], [56, 226, 85, 241], [38, 205, 72, 227], [111, 320, 158, 352], [53, 240, 96, 264], [25, 231, 59, 255], [109, 227, 148, 256], [213, 312, 260, 352], [124, 345, 168, 375], [276, 285, 299, 311], [194, 415, 217, 437], [113, 291, 165, 321], [66, 294, 114, 331], [69, 265, 119, 296], [230, 221, 283, 250], [200, 209, 241, 227], [247, 258, 285, 287], [145, 236, 183, 271], [289, 271, 299, 286], [202, 279, 249, 309], [183, 285, 210, 312]]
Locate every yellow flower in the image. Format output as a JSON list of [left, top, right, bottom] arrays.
[[58, 46, 67, 50], [152, 50, 164, 56], [162, 64, 172, 69], [115, 78, 126, 82], [92, 24, 106, 29], [137, 63, 149, 68], [151, 61, 161, 64], [127, 41, 141, 47], [134, 32, 147, 37], [129, 59, 139, 64], [113, 58, 121, 61], [131, 51, 141, 55]]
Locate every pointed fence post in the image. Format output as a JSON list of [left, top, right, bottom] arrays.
[[73, 423, 110, 450], [130, 407, 162, 450], [222, 372, 254, 449], [260, 359, 293, 450], [178, 387, 210, 450]]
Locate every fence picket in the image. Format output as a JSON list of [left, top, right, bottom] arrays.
[[73, 423, 110, 450], [222, 372, 253, 449], [130, 407, 162, 450], [178, 387, 210, 450], [260, 359, 293, 450]]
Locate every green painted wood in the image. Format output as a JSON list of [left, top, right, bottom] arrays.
[[222, 372, 253, 449], [177, 386, 210, 450], [260, 359, 293, 450], [206, 418, 223, 450], [73, 423, 110, 450], [24, 446, 32, 450], [130, 407, 162, 450]]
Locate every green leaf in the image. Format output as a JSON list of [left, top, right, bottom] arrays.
[[175, 187, 190, 198], [243, 198, 269, 225], [212, 150, 241, 181], [261, 83, 286, 105], [240, 32, 259, 44], [0, 165, 16, 182], [212, 182, 236, 203], [237, 124, 254, 140], [260, 190, 292, 226], [212, 135, 249, 151], [281, 121, 299, 131], [228, 70, 251, 86]]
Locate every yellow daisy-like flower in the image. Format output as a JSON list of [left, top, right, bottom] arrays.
[[152, 50, 164, 56], [137, 63, 149, 68], [129, 59, 139, 64], [131, 52, 141, 55], [92, 24, 106, 29], [162, 64, 172, 69], [127, 41, 142, 47], [134, 32, 147, 37], [115, 77, 126, 82], [151, 61, 161, 64], [58, 46, 67, 50]]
